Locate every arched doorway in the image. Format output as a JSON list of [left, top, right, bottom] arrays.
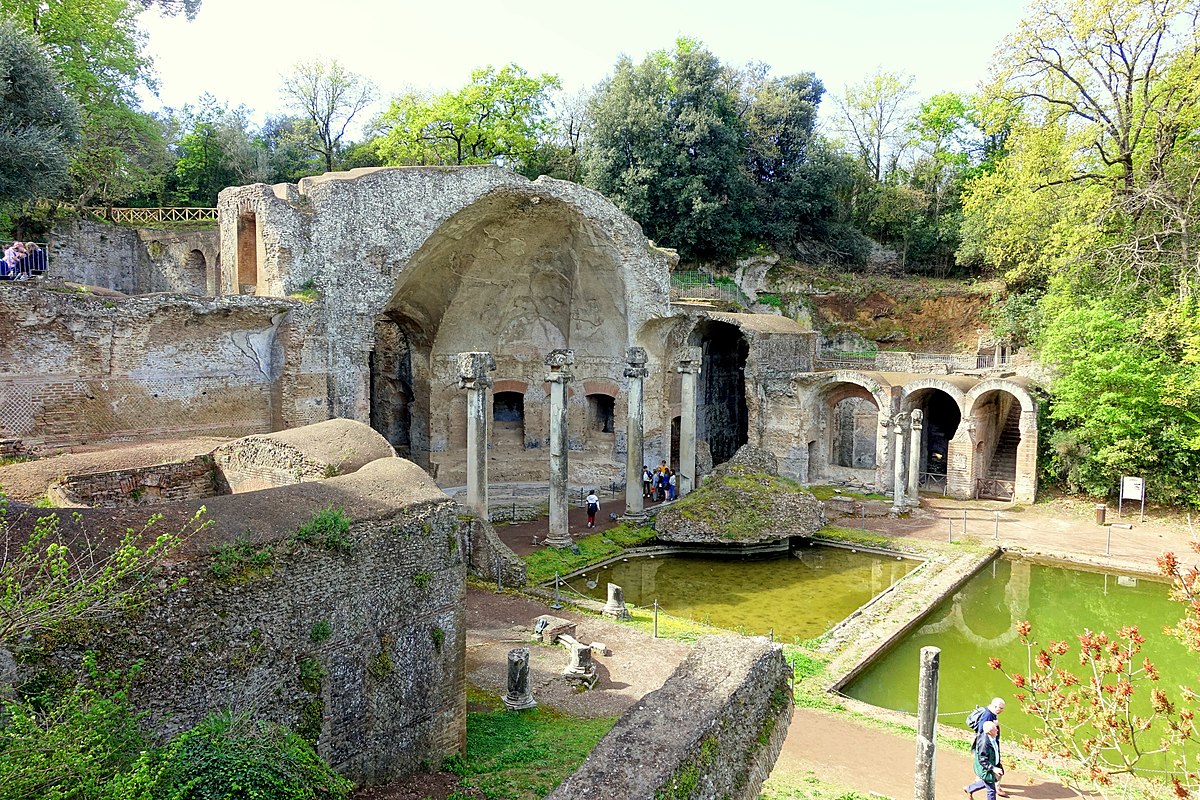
[[905, 387, 962, 484], [369, 316, 422, 462], [813, 377, 886, 488]]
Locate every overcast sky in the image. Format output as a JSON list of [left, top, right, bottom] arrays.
[[138, 0, 1031, 130]]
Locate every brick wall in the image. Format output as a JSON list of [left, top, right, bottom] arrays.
[[49, 456, 218, 507]]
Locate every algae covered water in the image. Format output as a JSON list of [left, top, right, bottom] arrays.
[[843, 557, 1193, 772], [574, 545, 918, 641]]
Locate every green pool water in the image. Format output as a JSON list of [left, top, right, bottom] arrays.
[[843, 557, 1195, 774], [573, 545, 919, 641]]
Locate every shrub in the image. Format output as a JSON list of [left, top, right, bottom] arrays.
[[295, 507, 351, 551], [127, 710, 352, 800], [210, 536, 273, 580]]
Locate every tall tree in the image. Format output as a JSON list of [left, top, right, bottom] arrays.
[[280, 58, 376, 173], [0, 20, 81, 207], [586, 38, 752, 263], [373, 64, 560, 170], [833, 69, 915, 183], [168, 96, 262, 206]]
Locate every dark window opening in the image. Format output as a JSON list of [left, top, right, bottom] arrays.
[[587, 394, 615, 433]]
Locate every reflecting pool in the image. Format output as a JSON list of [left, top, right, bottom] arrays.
[[574, 545, 919, 641], [843, 557, 1192, 772]]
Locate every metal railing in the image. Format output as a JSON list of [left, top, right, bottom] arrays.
[[976, 478, 1015, 500], [669, 271, 749, 306], [1, 241, 50, 280], [918, 472, 948, 496], [84, 207, 218, 225]]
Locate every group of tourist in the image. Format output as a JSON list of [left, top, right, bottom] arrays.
[[640, 461, 677, 502], [0, 241, 48, 280]]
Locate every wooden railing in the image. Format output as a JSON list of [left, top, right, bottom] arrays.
[[83, 207, 218, 224], [976, 478, 1015, 500]]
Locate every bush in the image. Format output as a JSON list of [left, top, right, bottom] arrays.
[[295, 507, 351, 551], [127, 710, 352, 800]]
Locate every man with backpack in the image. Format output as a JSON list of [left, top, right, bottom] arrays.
[[966, 698, 1007, 797]]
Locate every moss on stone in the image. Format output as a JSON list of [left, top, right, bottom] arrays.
[[659, 467, 822, 543]]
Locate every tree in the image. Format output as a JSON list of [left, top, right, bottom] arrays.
[[255, 115, 326, 183], [373, 64, 560, 170], [586, 38, 753, 263], [0, 20, 81, 207], [279, 58, 377, 173], [833, 69, 915, 184], [167, 96, 263, 206]]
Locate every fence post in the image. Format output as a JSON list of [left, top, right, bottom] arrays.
[[653, 600, 659, 639]]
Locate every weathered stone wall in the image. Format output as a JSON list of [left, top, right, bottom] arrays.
[[7, 458, 466, 787], [48, 455, 218, 507], [546, 636, 792, 800], [212, 418, 395, 493], [0, 286, 327, 451], [49, 217, 220, 295]]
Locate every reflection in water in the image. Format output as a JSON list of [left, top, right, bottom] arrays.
[[574, 545, 918, 641], [844, 557, 1190, 773]]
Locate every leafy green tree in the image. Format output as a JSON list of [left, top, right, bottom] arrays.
[[280, 58, 377, 173], [832, 69, 915, 184], [586, 38, 752, 262], [374, 63, 560, 170], [167, 96, 261, 206], [70, 104, 173, 207], [0, 20, 80, 207], [256, 115, 326, 183]]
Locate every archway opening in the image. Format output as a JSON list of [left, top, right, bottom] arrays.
[[493, 391, 526, 448], [910, 389, 961, 476], [587, 394, 615, 434], [694, 320, 749, 465], [369, 317, 419, 460], [972, 389, 1022, 484], [832, 396, 878, 469], [184, 249, 206, 294]]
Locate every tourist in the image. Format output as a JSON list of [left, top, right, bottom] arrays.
[[642, 465, 652, 499], [974, 698, 1007, 796], [668, 469, 677, 500], [2, 241, 26, 280], [585, 489, 600, 528], [658, 469, 670, 502], [21, 242, 47, 275], [964, 719, 1004, 799]]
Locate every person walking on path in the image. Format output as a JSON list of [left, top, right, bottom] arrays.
[[965, 720, 1004, 799], [586, 489, 600, 528], [970, 698, 1007, 797]]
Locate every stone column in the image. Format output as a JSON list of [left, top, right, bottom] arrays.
[[603, 583, 631, 619], [502, 648, 537, 711], [545, 349, 574, 548], [457, 352, 496, 520], [913, 646, 941, 800], [891, 412, 908, 514], [678, 346, 702, 497], [907, 409, 923, 507], [623, 347, 649, 519]]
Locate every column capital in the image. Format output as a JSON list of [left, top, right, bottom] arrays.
[[544, 348, 574, 383], [624, 346, 649, 378], [457, 351, 496, 389], [910, 408, 923, 429], [677, 346, 702, 374]]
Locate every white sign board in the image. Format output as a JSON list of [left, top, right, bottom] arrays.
[[1121, 476, 1145, 501]]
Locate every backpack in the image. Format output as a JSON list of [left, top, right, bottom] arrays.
[[966, 706, 985, 731]]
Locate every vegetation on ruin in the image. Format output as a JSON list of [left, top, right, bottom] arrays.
[[294, 506, 352, 551], [209, 534, 274, 581], [448, 686, 616, 800], [521, 522, 656, 586], [671, 468, 815, 541]]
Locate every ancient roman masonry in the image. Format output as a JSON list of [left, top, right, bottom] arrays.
[[5, 166, 1038, 503]]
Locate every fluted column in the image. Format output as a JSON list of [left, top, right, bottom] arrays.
[[457, 352, 496, 520], [623, 347, 649, 518], [545, 349, 574, 548], [678, 346, 701, 497]]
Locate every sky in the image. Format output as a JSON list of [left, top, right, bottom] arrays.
[[138, 0, 1032, 130]]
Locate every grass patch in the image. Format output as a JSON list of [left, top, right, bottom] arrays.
[[814, 525, 902, 551], [781, 643, 842, 711], [806, 485, 889, 502], [522, 524, 655, 585], [759, 768, 874, 799], [295, 506, 351, 551], [0, 455, 31, 467], [288, 279, 320, 302], [454, 703, 616, 800], [617, 603, 735, 643], [210, 536, 274, 581], [669, 468, 815, 541]]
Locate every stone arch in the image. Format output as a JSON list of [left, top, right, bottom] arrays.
[[687, 318, 749, 465], [900, 380, 967, 490], [965, 380, 1039, 502], [811, 372, 891, 488]]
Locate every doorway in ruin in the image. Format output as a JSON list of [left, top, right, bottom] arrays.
[[493, 391, 526, 448], [587, 394, 615, 435], [369, 318, 419, 461], [907, 389, 961, 477], [236, 211, 259, 293], [970, 389, 1022, 497], [694, 320, 749, 465], [670, 415, 681, 470]]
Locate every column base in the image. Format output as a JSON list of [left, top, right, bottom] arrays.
[[620, 510, 649, 523]]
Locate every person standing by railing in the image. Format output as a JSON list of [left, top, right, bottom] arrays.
[[2, 241, 26, 280]]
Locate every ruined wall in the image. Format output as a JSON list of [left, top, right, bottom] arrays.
[[48, 455, 218, 507], [49, 217, 220, 295], [546, 636, 792, 800], [0, 286, 327, 451], [7, 459, 466, 786]]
